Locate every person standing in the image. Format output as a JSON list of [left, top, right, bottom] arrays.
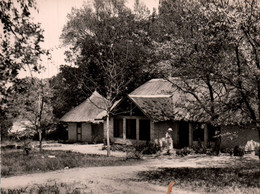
[[166, 128, 173, 154]]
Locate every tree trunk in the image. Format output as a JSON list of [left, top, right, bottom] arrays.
[[106, 113, 111, 157], [39, 129, 42, 152], [257, 123, 260, 159]]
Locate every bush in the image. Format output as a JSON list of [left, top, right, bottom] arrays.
[[233, 146, 245, 157], [1, 183, 86, 194], [221, 148, 233, 155], [191, 144, 207, 154], [176, 147, 193, 156], [103, 137, 115, 145], [134, 142, 160, 155]]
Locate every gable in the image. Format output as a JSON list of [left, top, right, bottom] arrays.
[[60, 91, 108, 123], [130, 96, 174, 122], [112, 97, 146, 117]]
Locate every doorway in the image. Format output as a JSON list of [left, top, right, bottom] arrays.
[[178, 121, 189, 148]]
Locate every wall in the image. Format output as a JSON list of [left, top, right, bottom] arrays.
[[221, 124, 259, 148], [68, 123, 77, 142], [67, 122, 94, 143], [82, 123, 92, 142]]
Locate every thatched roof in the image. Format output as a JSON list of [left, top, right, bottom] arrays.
[[60, 91, 108, 123], [128, 78, 201, 122], [130, 78, 175, 96], [129, 96, 174, 122]]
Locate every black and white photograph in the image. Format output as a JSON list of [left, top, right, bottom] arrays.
[[1, 0, 260, 193]]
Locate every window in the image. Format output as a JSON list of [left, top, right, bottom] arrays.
[[192, 123, 204, 141], [77, 123, 82, 141], [114, 118, 123, 138], [126, 119, 136, 139], [139, 120, 150, 141]]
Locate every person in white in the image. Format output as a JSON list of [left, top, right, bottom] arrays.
[[166, 128, 173, 154]]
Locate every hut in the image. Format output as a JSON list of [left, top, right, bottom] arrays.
[[60, 91, 108, 143]]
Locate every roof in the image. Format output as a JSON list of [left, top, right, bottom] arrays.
[[60, 91, 108, 123], [128, 78, 207, 122], [129, 78, 176, 96], [129, 96, 174, 122]]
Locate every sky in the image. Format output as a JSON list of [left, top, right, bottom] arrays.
[[18, 0, 159, 79]]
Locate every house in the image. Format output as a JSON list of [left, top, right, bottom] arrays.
[[60, 91, 108, 143], [104, 78, 259, 149]]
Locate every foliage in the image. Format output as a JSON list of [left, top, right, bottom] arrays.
[[1, 149, 140, 177], [7, 77, 54, 150], [152, 0, 260, 143], [50, 66, 90, 119], [134, 142, 160, 155], [176, 147, 193, 156], [59, 0, 158, 156], [1, 183, 87, 194], [58, 0, 157, 106], [233, 146, 245, 157], [137, 162, 260, 193], [0, 0, 46, 140]]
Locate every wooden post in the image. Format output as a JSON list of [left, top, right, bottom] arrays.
[[106, 114, 110, 157], [136, 119, 139, 140], [123, 118, 126, 140], [150, 121, 154, 140], [189, 123, 193, 146], [204, 124, 208, 147]]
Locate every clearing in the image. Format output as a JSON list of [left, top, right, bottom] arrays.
[[1, 143, 259, 194]]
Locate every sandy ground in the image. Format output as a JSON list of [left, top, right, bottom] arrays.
[[1, 143, 259, 193], [42, 143, 127, 157]]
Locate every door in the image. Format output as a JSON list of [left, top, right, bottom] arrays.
[[139, 119, 150, 141], [178, 121, 189, 148], [77, 123, 82, 142]]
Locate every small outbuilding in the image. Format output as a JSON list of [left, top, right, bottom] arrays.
[[60, 91, 108, 143]]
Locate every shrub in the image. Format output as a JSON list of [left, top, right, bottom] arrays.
[[191, 145, 207, 154], [176, 147, 192, 156], [103, 137, 115, 145], [221, 148, 233, 155], [134, 142, 160, 155], [233, 146, 245, 157]]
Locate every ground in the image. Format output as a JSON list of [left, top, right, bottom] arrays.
[[1, 143, 259, 194]]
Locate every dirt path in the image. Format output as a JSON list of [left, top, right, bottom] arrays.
[[1, 163, 196, 194], [2, 143, 258, 193]]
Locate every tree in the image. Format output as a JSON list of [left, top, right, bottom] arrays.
[[154, 0, 233, 126], [217, 0, 260, 144], [11, 77, 53, 151], [0, 0, 46, 140], [154, 0, 260, 153], [60, 0, 155, 156]]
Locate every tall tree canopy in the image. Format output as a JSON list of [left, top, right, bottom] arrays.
[[58, 0, 159, 156], [9, 77, 53, 149], [154, 0, 260, 136], [54, 0, 157, 117], [0, 0, 46, 139]]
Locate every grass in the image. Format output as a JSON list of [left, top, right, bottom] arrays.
[[1, 149, 141, 177], [1, 183, 87, 194], [136, 159, 260, 193]]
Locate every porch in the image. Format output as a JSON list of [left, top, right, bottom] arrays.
[[105, 117, 215, 148]]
